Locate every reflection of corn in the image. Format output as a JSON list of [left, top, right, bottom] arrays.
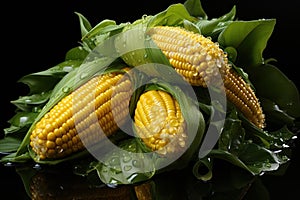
[[30, 171, 133, 200], [134, 89, 187, 155], [147, 26, 265, 129], [134, 181, 154, 200], [30, 68, 133, 160]]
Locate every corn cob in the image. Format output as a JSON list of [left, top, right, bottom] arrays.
[[133, 89, 187, 155], [146, 26, 265, 129], [29, 68, 133, 160]]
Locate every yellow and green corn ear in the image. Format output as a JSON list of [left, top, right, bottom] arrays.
[[29, 68, 133, 160], [146, 26, 265, 129], [148, 26, 265, 128], [133, 89, 187, 156]]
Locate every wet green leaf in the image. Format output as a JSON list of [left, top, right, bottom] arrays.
[[10, 91, 51, 112], [18, 60, 82, 94], [95, 138, 156, 185], [148, 3, 197, 27], [248, 63, 300, 118], [184, 0, 207, 19], [75, 12, 93, 38], [195, 5, 236, 38], [65, 46, 89, 61], [218, 19, 276, 67], [4, 112, 39, 135], [0, 137, 22, 153]]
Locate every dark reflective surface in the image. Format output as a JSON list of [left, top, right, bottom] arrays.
[[1, 148, 299, 200], [1, 0, 299, 199]]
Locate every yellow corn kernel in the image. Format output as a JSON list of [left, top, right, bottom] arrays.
[[29, 68, 133, 160], [147, 26, 228, 87], [133, 89, 187, 156], [147, 26, 265, 129]]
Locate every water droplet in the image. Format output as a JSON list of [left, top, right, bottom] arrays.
[[122, 156, 132, 163], [142, 14, 148, 19], [265, 163, 271, 168], [33, 163, 42, 170], [4, 162, 14, 167], [109, 157, 120, 166], [193, 72, 199, 77], [62, 86, 71, 93], [25, 99, 32, 103], [107, 183, 118, 188], [19, 116, 28, 123], [80, 72, 89, 79], [132, 160, 141, 168], [123, 165, 132, 171], [283, 144, 290, 148], [63, 66, 73, 72]]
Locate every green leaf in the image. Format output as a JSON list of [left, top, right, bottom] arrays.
[[65, 46, 89, 61], [75, 12, 93, 38], [206, 150, 253, 174], [237, 142, 285, 174], [218, 110, 245, 154], [0, 136, 22, 153], [148, 3, 197, 27], [10, 91, 51, 112], [18, 60, 82, 94], [4, 112, 39, 135], [0, 152, 31, 163], [248, 63, 300, 118], [195, 6, 236, 38], [95, 138, 156, 185], [192, 157, 213, 181], [183, 0, 207, 19], [218, 19, 276, 67], [260, 98, 295, 127], [81, 19, 118, 40]]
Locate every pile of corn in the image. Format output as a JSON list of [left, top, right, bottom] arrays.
[[28, 25, 265, 161]]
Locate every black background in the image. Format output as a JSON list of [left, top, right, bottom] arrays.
[[0, 0, 299, 199]]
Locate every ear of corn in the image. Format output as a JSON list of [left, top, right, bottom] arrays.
[[133, 89, 187, 156], [29, 68, 133, 160], [146, 26, 265, 129]]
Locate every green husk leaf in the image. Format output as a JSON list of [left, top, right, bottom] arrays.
[[0, 152, 31, 163], [183, 0, 207, 19], [148, 3, 197, 27], [93, 138, 156, 185], [18, 60, 82, 95], [75, 12, 93, 38], [0, 136, 22, 153], [65, 46, 89, 61], [248, 63, 300, 119], [4, 112, 39, 135], [10, 91, 51, 112], [192, 156, 213, 181], [195, 5, 236, 39], [218, 19, 276, 68]]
